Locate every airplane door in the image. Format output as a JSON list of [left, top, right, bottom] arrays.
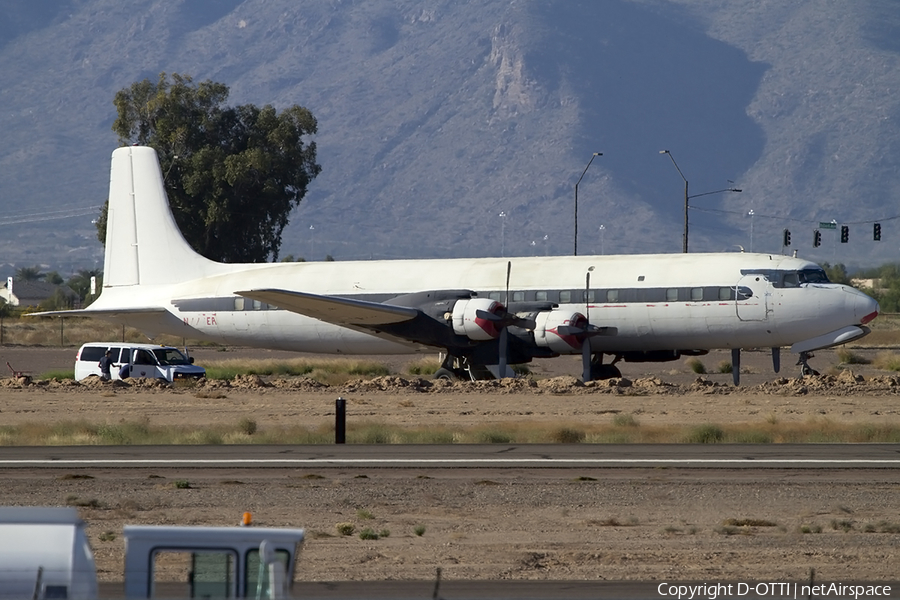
[[736, 275, 768, 321]]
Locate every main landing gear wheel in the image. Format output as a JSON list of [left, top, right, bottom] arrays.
[[796, 351, 819, 377], [433, 368, 458, 381]]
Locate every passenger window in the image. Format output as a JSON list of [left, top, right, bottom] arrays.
[[690, 288, 703, 301], [488, 292, 502, 301], [512, 291, 524, 302], [559, 290, 571, 303], [607, 290, 618, 302], [234, 297, 244, 311], [253, 300, 262, 310], [666, 288, 678, 302], [582, 290, 595, 303], [135, 350, 155, 365], [535, 291, 548, 301], [718, 287, 732, 300], [783, 273, 800, 288]]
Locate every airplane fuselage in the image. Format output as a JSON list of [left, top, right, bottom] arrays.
[[93, 252, 877, 358]]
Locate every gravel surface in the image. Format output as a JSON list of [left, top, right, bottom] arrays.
[[1, 345, 899, 584]]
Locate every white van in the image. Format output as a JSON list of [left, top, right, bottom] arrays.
[[75, 342, 206, 382]]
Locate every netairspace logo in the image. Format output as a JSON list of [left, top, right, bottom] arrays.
[[657, 582, 892, 599]]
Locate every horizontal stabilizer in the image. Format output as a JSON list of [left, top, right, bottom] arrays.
[[236, 289, 420, 326]]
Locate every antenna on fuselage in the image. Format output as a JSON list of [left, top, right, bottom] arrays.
[[735, 245, 745, 253]]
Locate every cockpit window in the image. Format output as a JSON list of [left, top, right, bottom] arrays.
[[799, 269, 829, 284], [741, 268, 831, 288]]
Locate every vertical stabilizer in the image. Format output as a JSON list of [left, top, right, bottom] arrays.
[[103, 146, 219, 288]]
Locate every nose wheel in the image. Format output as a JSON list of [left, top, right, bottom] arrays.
[[796, 351, 820, 377]]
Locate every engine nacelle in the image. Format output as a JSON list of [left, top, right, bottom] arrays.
[[451, 298, 503, 341], [534, 310, 587, 353]]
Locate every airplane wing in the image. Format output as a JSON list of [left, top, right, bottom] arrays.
[[235, 289, 420, 326], [28, 307, 169, 318]]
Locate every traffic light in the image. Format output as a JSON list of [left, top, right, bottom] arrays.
[[840, 225, 849, 243], [813, 230, 822, 247], [874, 223, 882, 241], [783, 229, 791, 247]]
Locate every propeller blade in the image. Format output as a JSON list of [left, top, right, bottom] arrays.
[[498, 327, 508, 378], [731, 348, 741, 386], [557, 324, 613, 337], [497, 260, 511, 378], [771, 347, 781, 373], [582, 337, 592, 383], [582, 269, 593, 382], [475, 309, 502, 321], [505, 260, 511, 307]]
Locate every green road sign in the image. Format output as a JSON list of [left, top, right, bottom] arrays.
[[819, 222, 837, 230]]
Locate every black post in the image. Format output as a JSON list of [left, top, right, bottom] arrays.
[[335, 397, 346, 444]]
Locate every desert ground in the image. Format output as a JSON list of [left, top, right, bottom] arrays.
[[1, 345, 900, 585]]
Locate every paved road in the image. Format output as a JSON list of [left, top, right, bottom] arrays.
[[95, 578, 900, 599], [3, 443, 900, 468]]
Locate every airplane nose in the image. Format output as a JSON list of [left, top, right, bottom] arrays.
[[848, 288, 879, 324]]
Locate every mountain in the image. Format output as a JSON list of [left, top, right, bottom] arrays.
[[0, 0, 898, 276]]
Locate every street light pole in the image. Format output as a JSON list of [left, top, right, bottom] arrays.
[[499, 211, 507, 257], [574, 152, 602, 256], [659, 150, 689, 253], [660, 150, 742, 253]]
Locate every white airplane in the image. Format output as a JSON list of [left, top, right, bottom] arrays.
[[34, 146, 879, 384]]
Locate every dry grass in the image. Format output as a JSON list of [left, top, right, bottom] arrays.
[[873, 351, 900, 372], [3, 417, 900, 446], [201, 357, 390, 382], [835, 347, 871, 365], [0, 317, 208, 348]]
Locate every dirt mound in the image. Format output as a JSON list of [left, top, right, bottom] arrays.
[[229, 374, 271, 388], [340, 375, 433, 393], [536, 376, 583, 393], [269, 377, 331, 391], [688, 376, 730, 394], [753, 370, 900, 396], [0, 376, 33, 388]]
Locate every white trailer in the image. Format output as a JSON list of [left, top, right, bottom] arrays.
[[123, 525, 305, 599], [0, 506, 98, 600]]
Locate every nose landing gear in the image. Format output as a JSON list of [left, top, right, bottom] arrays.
[[796, 351, 820, 377]]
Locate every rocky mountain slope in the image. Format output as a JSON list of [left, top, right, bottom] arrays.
[[0, 0, 897, 274]]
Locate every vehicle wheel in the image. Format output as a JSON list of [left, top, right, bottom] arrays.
[[434, 368, 458, 381]]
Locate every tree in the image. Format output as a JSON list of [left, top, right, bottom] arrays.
[[99, 73, 321, 263], [66, 269, 103, 306], [14, 266, 45, 281], [0, 297, 12, 319], [44, 271, 64, 285], [820, 262, 851, 285]]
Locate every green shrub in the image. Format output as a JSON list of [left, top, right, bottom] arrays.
[[550, 427, 585, 443], [685, 358, 706, 374], [612, 413, 638, 428], [685, 424, 724, 444], [238, 418, 257, 436]]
